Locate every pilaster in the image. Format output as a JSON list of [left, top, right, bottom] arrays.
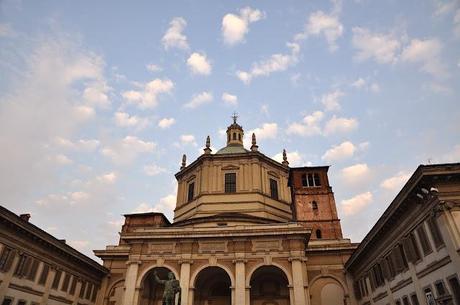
[[121, 260, 141, 305]]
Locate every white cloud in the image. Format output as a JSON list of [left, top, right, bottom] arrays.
[[101, 136, 156, 164], [184, 91, 213, 108], [433, 0, 457, 16], [187, 52, 212, 75], [323, 115, 358, 135], [74, 105, 96, 121], [454, 9, 460, 38], [380, 171, 411, 190], [248, 123, 278, 140], [400, 38, 447, 78], [341, 191, 373, 215], [222, 92, 238, 106], [439, 144, 460, 162], [96, 172, 117, 184], [82, 81, 110, 108], [0, 23, 15, 37], [180, 134, 197, 146], [55, 137, 100, 152], [133, 202, 154, 213], [162, 17, 189, 50], [222, 7, 265, 45], [303, 10, 343, 51], [54, 154, 73, 165], [146, 63, 162, 72], [114, 112, 149, 130], [144, 163, 167, 176], [352, 27, 401, 64], [322, 141, 356, 162], [122, 78, 173, 109], [236, 42, 300, 84], [68, 240, 90, 252], [286, 111, 324, 137], [341, 163, 371, 184], [158, 117, 176, 128], [351, 78, 366, 88], [272, 151, 311, 167], [321, 89, 344, 111], [153, 194, 176, 220]]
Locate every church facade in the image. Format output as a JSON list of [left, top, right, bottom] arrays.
[[94, 117, 357, 305]]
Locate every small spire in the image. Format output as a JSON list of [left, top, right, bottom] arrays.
[[204, 135, 212, 154], [282, 149, 289, 166], [181, 154, 187, 170], [250, 133, 258, 152]]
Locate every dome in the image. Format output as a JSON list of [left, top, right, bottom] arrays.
[[215, 145, 250, 155]]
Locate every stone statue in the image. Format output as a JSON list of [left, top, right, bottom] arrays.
[[153, 271, 181, 305]]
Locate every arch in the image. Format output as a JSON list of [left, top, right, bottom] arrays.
[[316, 229, 322, 239], [249, 265, 291, 305], [193, 266, 232, 305], [238, 133, 241, 141], [246, 263, 292, 287], [190, 263, 235, 288], [309, 275, 346, 305], [106, 279, 125, 305], [136, 263, 180, 288], [137, 266, 178, 305], [233, 132, 237, 140]]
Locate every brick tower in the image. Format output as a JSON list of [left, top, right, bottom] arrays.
[[288, 166, 343, 240]]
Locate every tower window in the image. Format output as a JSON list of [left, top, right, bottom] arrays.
[[269, 179, 279, 200], [302, 173, 321, 187], [316, 229, 322, 239], [233, 132, 236, 140], [312, 201, 318, 210], [225, 173, 236, 193], [188, 182, 195, 201], [227, 134, 230, 142], [238, 133, 241, 141]]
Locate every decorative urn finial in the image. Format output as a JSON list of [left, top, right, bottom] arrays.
[[282, 149, 289, 166], [250, 133, 258, 152], [204, 135, 212, 154], [181, 154, 187, 170]]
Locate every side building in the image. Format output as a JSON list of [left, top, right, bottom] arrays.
[[0, 207, 108, 305], [345, 163, 460, 305]]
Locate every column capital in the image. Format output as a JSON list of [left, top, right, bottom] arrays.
[[178, 259, 194, 265], [126, 260, 142, 266], [232, 259, 248, 264], [288, 256, 307, 262]]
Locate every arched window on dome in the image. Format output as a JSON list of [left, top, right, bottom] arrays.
[[316, 229, 322, 239], [233, 133, 236, 140], [238, 133, 241, 141]]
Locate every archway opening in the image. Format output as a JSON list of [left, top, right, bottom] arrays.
[[194, 266, 231, 305], [107, 280, 124, 305], [250, 266, 290, 305], [139, 267, 176, 305]]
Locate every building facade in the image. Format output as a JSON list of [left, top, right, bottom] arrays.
[[345, 163, 460, 305], [94, 118, 357, 305], [0, 206, 107, 305]]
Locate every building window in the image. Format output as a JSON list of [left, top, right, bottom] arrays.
[[91, 285, 98, 302], [386, 256, 395, 278], [301, 173, 321, 187], [80, 281, 87, 298], [85, 283, 93, 300], [448, 276, 460, 305], [61, 273, 71, 292], [411, 294, 420, 305], [187, 182, 195, 201], [312, 201, 318, 210], [316, 229, 322, 239], [225, 173, 236, 193], [1, 298, 13, 305], [17, 301, 26, 305], [52, 269, 62, 289], [26, 259, 39, 281], [402, 296, 410, 305], [0, 247, 15, 272], [69, 276, 77, 295], [269, 179, 279, 200], [425, 288, 435, 305], [417, 224, 433, 256], [427, 217, 444, 248], [232, 133, 236, 140], [238, 134, 241, 141], [435, 281, 447, 297], [38, 264, 49, 285], [409, 233, 421, 262]]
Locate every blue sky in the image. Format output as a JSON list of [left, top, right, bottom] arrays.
[[1, 0, 459, 259]]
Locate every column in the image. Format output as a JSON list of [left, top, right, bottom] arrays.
[[233, 259, 247, 305], [179, 260, 192, 305], [290, 258, 307, 305], [0, 250, 20, 301], [71, 278, 82, 305], [95, 275, 110, 305], [122, 260, 141, 305]]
